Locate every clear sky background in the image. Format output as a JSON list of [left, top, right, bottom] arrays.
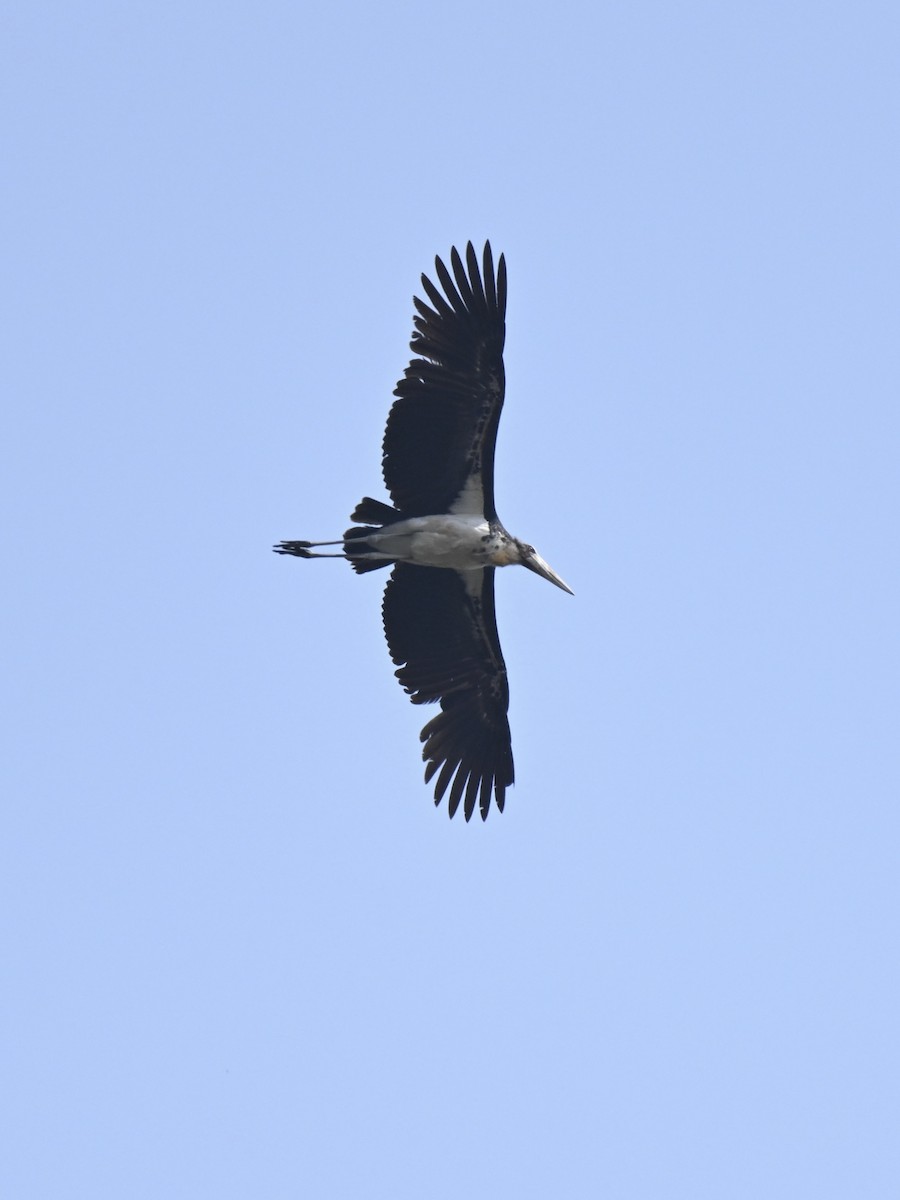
[[3, 2, 899, 1196]]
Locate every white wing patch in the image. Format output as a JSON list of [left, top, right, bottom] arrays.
[[448, 472, 485, 517], [461, 568, 486, 601]]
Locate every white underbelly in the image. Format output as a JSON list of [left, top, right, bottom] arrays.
[[371, 515, 492, 570]]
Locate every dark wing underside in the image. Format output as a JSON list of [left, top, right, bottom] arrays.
[[382, 564, 513, 821], [383, 241, 507, 519]]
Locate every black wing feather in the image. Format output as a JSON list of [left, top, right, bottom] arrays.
[[383, 241, 507, 519], [382, 564, 513, 821]]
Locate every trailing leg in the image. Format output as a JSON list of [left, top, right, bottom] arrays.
[[273, 539, 345, 559]]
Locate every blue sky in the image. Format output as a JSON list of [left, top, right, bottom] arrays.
[[4, 1, 899, 1196]]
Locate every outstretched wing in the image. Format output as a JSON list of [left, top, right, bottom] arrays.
[[383, 241, 507, 520], [382, 564, 513, 820]]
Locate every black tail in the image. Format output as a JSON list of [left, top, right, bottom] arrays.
[[342, 526, 392, 573], [350, 496, 402, 525]]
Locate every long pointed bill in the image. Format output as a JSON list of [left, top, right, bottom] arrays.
[[525, 551, 574, 595]]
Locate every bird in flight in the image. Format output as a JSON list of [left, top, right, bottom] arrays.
[[275, 242, 572, 820]]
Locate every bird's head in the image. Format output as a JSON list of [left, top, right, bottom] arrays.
[[513, 538, 574, 595]]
